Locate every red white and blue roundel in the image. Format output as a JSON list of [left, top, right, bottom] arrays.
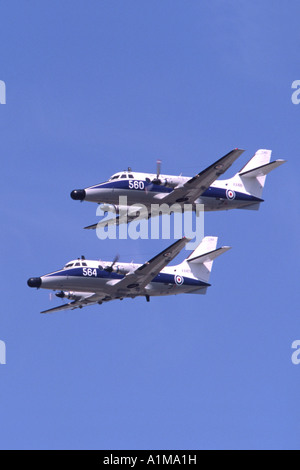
[[226, 189, 236, 200], [174, 274, 184, 286]]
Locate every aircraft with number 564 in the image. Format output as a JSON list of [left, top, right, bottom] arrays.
[[27, 236, 230, 313], [70, 148, 285, 229]]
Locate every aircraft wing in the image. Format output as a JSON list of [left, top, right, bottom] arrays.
[[84, 206, 150, 230], [155, 148, 245, 205], [40, 293, 105, 314], [107, 237, 190, 295], [41, 238, 189, 312]]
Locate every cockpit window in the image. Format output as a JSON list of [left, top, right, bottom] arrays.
[[110, 175, 119, 180], [82, 262, 87, 266], [128, 174, 134, 178], [74, 262, 80, 266], [64, 263, 74, 269], [120, 174, 127, 178]]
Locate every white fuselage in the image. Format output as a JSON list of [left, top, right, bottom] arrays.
[[37, 258, 208, 300], [76, 171, 262, 211]]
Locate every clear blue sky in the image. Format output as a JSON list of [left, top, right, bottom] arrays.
[[0, 0, 299, 450]]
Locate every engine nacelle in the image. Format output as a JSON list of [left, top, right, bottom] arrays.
[[114, 266, 128, 275], [164, 176, 187, 187], [151, 176, 187, 188], [100, 203, 116, 213], [55, 291, 89, 301], [101, 205, 136, 216]]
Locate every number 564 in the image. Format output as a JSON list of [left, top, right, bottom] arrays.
[[83, 268, 97, 277]]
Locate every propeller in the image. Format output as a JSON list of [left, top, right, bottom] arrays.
[[152, 159, 162, 185], [104, 254, 120, 273], [156, 159, 161, 180]]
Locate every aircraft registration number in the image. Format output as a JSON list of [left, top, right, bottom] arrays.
[[128, 180, 145, 190], [82, 268, 97, 277]]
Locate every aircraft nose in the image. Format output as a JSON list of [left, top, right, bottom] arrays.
[[27, 277, 42, 288], [70, 189, 86, 201]]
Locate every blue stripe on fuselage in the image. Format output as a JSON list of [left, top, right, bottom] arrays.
[[45, 267, 208, 287], [202, 187, 263, 202], [90, 180, 173, 193], [89, 181, 263, 202]]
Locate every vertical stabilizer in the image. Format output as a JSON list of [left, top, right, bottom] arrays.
[[175, 236, 231, 283], [224, 149, 286, 199]]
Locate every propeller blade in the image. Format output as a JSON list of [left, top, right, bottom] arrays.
[[104, 254, 120, 272], [112, 254, 120, 265], [156, 159, 161, 179], [151, 159, 162, 185]]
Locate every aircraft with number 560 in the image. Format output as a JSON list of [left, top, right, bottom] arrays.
[[27, 236, 230, 313], [70, 148, 285, 229]]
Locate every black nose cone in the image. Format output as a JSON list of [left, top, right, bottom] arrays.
[[27, 277, 42, 288], [71, 189, 86, 201]]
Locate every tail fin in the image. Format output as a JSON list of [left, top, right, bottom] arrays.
[[226, 149, 286, 199], [176, 236, 231, 284]]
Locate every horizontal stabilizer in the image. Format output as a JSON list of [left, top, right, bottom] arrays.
[[187, 246, 231, 264], [239, 160, 286, 178], [237, 202, 261, 211]]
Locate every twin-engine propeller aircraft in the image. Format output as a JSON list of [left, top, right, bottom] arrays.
[[27, 236, 230, 314], [71, 148, 285, 229]]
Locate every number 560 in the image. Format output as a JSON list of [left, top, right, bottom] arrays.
[[129, 180, 145, 190]]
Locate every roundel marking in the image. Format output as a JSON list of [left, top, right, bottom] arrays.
[[226, 189, 236, 200], [174, 275, 184, 286]]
